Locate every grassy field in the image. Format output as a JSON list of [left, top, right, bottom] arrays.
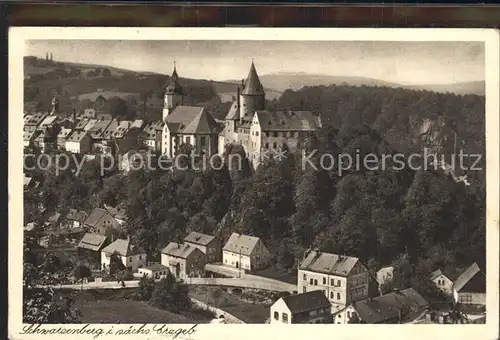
[[252, 266, 298, 285], [67, 289, 213, 324], [189, 286, 270, 324]]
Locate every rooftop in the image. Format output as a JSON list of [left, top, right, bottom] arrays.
[[453, 262, 486, 294], [142, 263, 169, 272], [162, 242, 200, 259], [102, 238, 145, 256], [223, 233, 262, 256], [299, 250, 359, 277], [184, 231, 216, 246], [241, 62, 265, 96], [66, 130, 89, 143], [78, 233, 108, 252], [352, 288, 429, 324], [256, 110, 321, 132], [281, 290, 331, 315]]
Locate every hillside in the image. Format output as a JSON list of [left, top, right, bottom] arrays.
[[238, 72, 485, 96]]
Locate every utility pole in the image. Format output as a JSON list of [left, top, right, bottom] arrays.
[[238, 249, 242, 278]]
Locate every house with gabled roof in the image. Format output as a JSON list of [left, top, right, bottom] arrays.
[[429, 268, 456, 296], [333, 288, 429, 324], [57, 128, 73, 149], [141, 120, 163, 152], [298, 250, 372, 312], [161, 242, 206, 278], [59, 209, 88, 230], [87, 119, 112, 139], [183, 231, 221, 263], [270, 290, 333, 324], [65, 130, 92, 154], [24, 112, 48, 128], [222, 232, 271, 272], [77, 233, 110, 267], [452, 262, 486, 306], [101, 237, 147, 273], [83, 207, 120, 236]]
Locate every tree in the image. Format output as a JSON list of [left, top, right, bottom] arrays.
[[102, 68, 111, 76], [137, 276, 156, 301], [150, 273, 192, 312], [108, 251, 126, 274]]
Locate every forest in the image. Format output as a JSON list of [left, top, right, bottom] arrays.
[[24, 84, 486, 304]]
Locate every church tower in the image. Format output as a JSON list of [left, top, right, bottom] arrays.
[[162, 62, 184, 122], [239, 60, 265, 119]]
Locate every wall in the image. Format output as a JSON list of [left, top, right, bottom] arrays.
[[269, 298, 290, 324], [298, 269, 348, 311], [333, 305, 358, 324], [432, 275, 453, 295], [223, 251, 251, 271], [190, 297, 245, 324], [457, 292, 486, 306], [121, 253, 147, 272]]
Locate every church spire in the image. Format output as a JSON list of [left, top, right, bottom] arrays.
[[166, 62, 183, 95]]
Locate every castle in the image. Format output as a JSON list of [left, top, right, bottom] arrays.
[[161, 61, 322, 168]]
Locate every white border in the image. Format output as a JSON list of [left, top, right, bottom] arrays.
[[9, 27, 500, 340]]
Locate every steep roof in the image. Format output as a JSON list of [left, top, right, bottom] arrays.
[[82, 119, 98, 131], [223, 233, 262, 256], [78, 233, 108, 252], [165, 66, 184, 95], [23, 130, 41, 142], [100, 119, 120, 139], [162, 242, 200, 259], [130, 119, 145, 129], [88, 120, 112, 138], [241, 62, 265, 96], [184, 231, 216, 246], [102, 238, 145, 256], [353, 288, 429, 324], [299, 251, 359, 277], [142, 121, 163, 139], [25, 112, 48, 126], [281, 290, 331, 314], [57, 128, 73, 139], [181, 109, 222, 135], [225, 101, 240, 120], [112, 120, 132, 138], [165, 105, 204, 126], [256, 110, 321, 132], [84, 208, 111, 227], [429, 269, 449, 281], [39, 115, 58, 128], [453, 262, 486, 293], [66, 130, 89, 143], [142, 263, 169, 272]]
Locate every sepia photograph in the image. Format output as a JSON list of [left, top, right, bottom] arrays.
[[8, 27, 499, 339]]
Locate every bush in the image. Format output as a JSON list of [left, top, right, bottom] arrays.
[[150, 273, 192, 312], [137, 276, 155, 301]]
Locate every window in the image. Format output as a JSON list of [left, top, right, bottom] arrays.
[[265, 143, 269, 148], [331, 279, 334, 286], [186, 136, 191, 144], [200, 136, 206, 146], [337, 280, 341, 287], [274, 311, 279, 320], [139, 256, 142, 260], [309, 278, 313, 285], [303, 273, 307, 280], [337, 293, 341, 300], [282, 313, 288, 323], [347, 311, 351, 318], [314, 279, 318, 286], [265, 132, 269, 137], [273, 132, 278, 137], [256, 131, 259, 136], [273, 143, 277, 148], [303, 286, 307, 293], [338, 314, 342, 319], [330, 292, 334, 299], [129, 257, 132, 262], [323, 277, 326, 285]]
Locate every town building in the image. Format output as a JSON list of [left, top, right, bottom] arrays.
[[83, 207, 121, 236], [218, 61, 321, 168], [77, 233, 110, 267], [57, 128, 73, 149], [183, 231, 222, 263], [100, 118, 120, 140], [101, 238, 147, 273], [452, 262, 486, 306], [298, 250, 372, 312], [82, 108, 96, 119], [161, 65, 222, 158], [112, 120, 132, 139], [161, 242, 206, 278], [141, 121, 163, 152], [23, 129, 40, 148], [429, 269, 455, 296], [376, 255, 411, 290], [81, 119, 98, 131], [270, 290, 333, 324], [65, 130, 92, 154], [87, 119, 111, 139], [222, 232, 271, 272], [25, 112, 49, 128], [59, 209, 88, 230], [137, 263, 170, 279], [333, 288, 429, 324]]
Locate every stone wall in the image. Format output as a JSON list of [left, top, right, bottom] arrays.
[[190, 297, 245, 324]]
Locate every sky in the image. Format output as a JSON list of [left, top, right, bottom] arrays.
[[25, 40, 485, 85]]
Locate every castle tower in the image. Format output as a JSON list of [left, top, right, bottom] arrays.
[[162, 62, 184, 122], [239, 60, 265, 119]]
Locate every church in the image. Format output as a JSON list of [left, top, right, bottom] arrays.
[[161, 61, 322, 168]]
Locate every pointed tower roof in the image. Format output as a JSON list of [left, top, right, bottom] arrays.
[[242, 61, 264, 96], [166, 62, 183, 95]]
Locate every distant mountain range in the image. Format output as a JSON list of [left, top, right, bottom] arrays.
[[237, 72, 485, 96]]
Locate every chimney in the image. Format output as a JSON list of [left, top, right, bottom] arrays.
[[241, 78, 245, 88], [72, 109, 76, 129]]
